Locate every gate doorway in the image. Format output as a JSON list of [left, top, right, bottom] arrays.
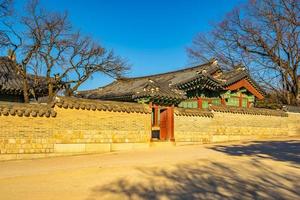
[[159, 109, 168, 140], [151, 106, 174, 141]]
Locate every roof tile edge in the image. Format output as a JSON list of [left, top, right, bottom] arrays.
[[210, 105, 287, 117], [0, 101, 56, 117], [54, 96, 151, 114]]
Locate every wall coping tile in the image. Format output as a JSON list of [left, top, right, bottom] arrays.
[[175, 107, 214, 117], [0, 101, 56, 117], [211, 105, 288, 117], [54, 96, 151, 114]]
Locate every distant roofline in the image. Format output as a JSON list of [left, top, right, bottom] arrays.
[[117, 58, 218, 81], [0, 56, 57, 80]]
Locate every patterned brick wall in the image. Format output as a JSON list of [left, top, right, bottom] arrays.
[[174, 115, 214, 143], [0, 100, 152, 160], [52, 107, 151, 144], [0, 115, 54, 154], [174, 111, 300, 144]]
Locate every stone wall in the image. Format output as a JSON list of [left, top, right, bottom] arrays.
[[53, 107, 151, 152], [0, 97, 151, 160], [174, 109, 300, 145], [285, 112, 300, 136], [174, 115, 214, 144], [1, 98, 300, 161]]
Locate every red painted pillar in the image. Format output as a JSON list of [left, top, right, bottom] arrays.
[[247, 100, 251, 108], [197, 97, 202, 109], [239, 94, 243, 107], [221, 98, 226, 106], [150, 102, 159, 127], [154, 105, 159, 126], [149, 102, 153, 128]]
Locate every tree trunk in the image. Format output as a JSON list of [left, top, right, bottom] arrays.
[[66, 81, 83, 97], [47, 81, 54, 103], [23, 78, 29, 103], [290, 91, 298, 106], [65, 88, 73, 97]]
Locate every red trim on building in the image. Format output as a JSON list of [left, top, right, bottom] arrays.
[[226, 79, 264, 100]]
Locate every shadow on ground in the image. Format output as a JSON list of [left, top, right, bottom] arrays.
[[210, 140, 300, 165], [86, 141, 300, 200]]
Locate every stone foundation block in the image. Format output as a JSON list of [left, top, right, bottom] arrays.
[[54, 144, 85, 153]]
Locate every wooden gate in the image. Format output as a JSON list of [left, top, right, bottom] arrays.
[[159, 107, 174, 141]]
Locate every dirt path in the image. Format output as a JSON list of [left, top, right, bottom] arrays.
[[0, 138, 299, 200]]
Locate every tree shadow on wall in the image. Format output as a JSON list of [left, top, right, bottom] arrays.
[[86, 159, 300, 200], [210, 140, 300, 165]]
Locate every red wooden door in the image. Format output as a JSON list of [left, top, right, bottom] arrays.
[[160, 109, 168, 140]]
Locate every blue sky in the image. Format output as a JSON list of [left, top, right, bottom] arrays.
[[40, 0, 244, 90]]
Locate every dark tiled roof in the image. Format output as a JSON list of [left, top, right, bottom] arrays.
[[132, 79, 185, 102], [215, 66, 265, 95], [78, 60, 265, 102], [174, 107, 213, 117], [0, 101, 56, 117], [0, 57, 49, 96], [176, 73, 223, 91], [211, 105, 287, 117], [217, 68, 248, 86], [77, 59, 220, 101], [0, 57, 24, 95], [54, 96, 151, 114]]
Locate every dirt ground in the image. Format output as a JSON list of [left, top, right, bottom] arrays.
[[0, 138, 299, 200]]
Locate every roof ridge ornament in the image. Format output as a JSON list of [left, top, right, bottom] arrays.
[[7, 49, 16, 61], [212, 59, 218, 66], [235, 63, 246, 71]]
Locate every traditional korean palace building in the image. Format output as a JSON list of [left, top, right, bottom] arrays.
[[78, 59, 265, 141], [0, 54, 297, 158]]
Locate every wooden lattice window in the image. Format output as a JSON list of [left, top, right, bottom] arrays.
[[226, 97, 239, 107], [242, 98, 248, 108], [202, 100, 209, 109]]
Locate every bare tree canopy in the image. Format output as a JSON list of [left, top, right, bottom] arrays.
[[0, 0, 12, 18], [0, 0, 128, 102], [188, 0, 300, 105]]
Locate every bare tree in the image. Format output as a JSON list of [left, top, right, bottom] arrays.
[[0, 0, 128, 102], [36, 21, 127, 100], [0, 0, 42, 103], [188, 0, 300, 105]]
